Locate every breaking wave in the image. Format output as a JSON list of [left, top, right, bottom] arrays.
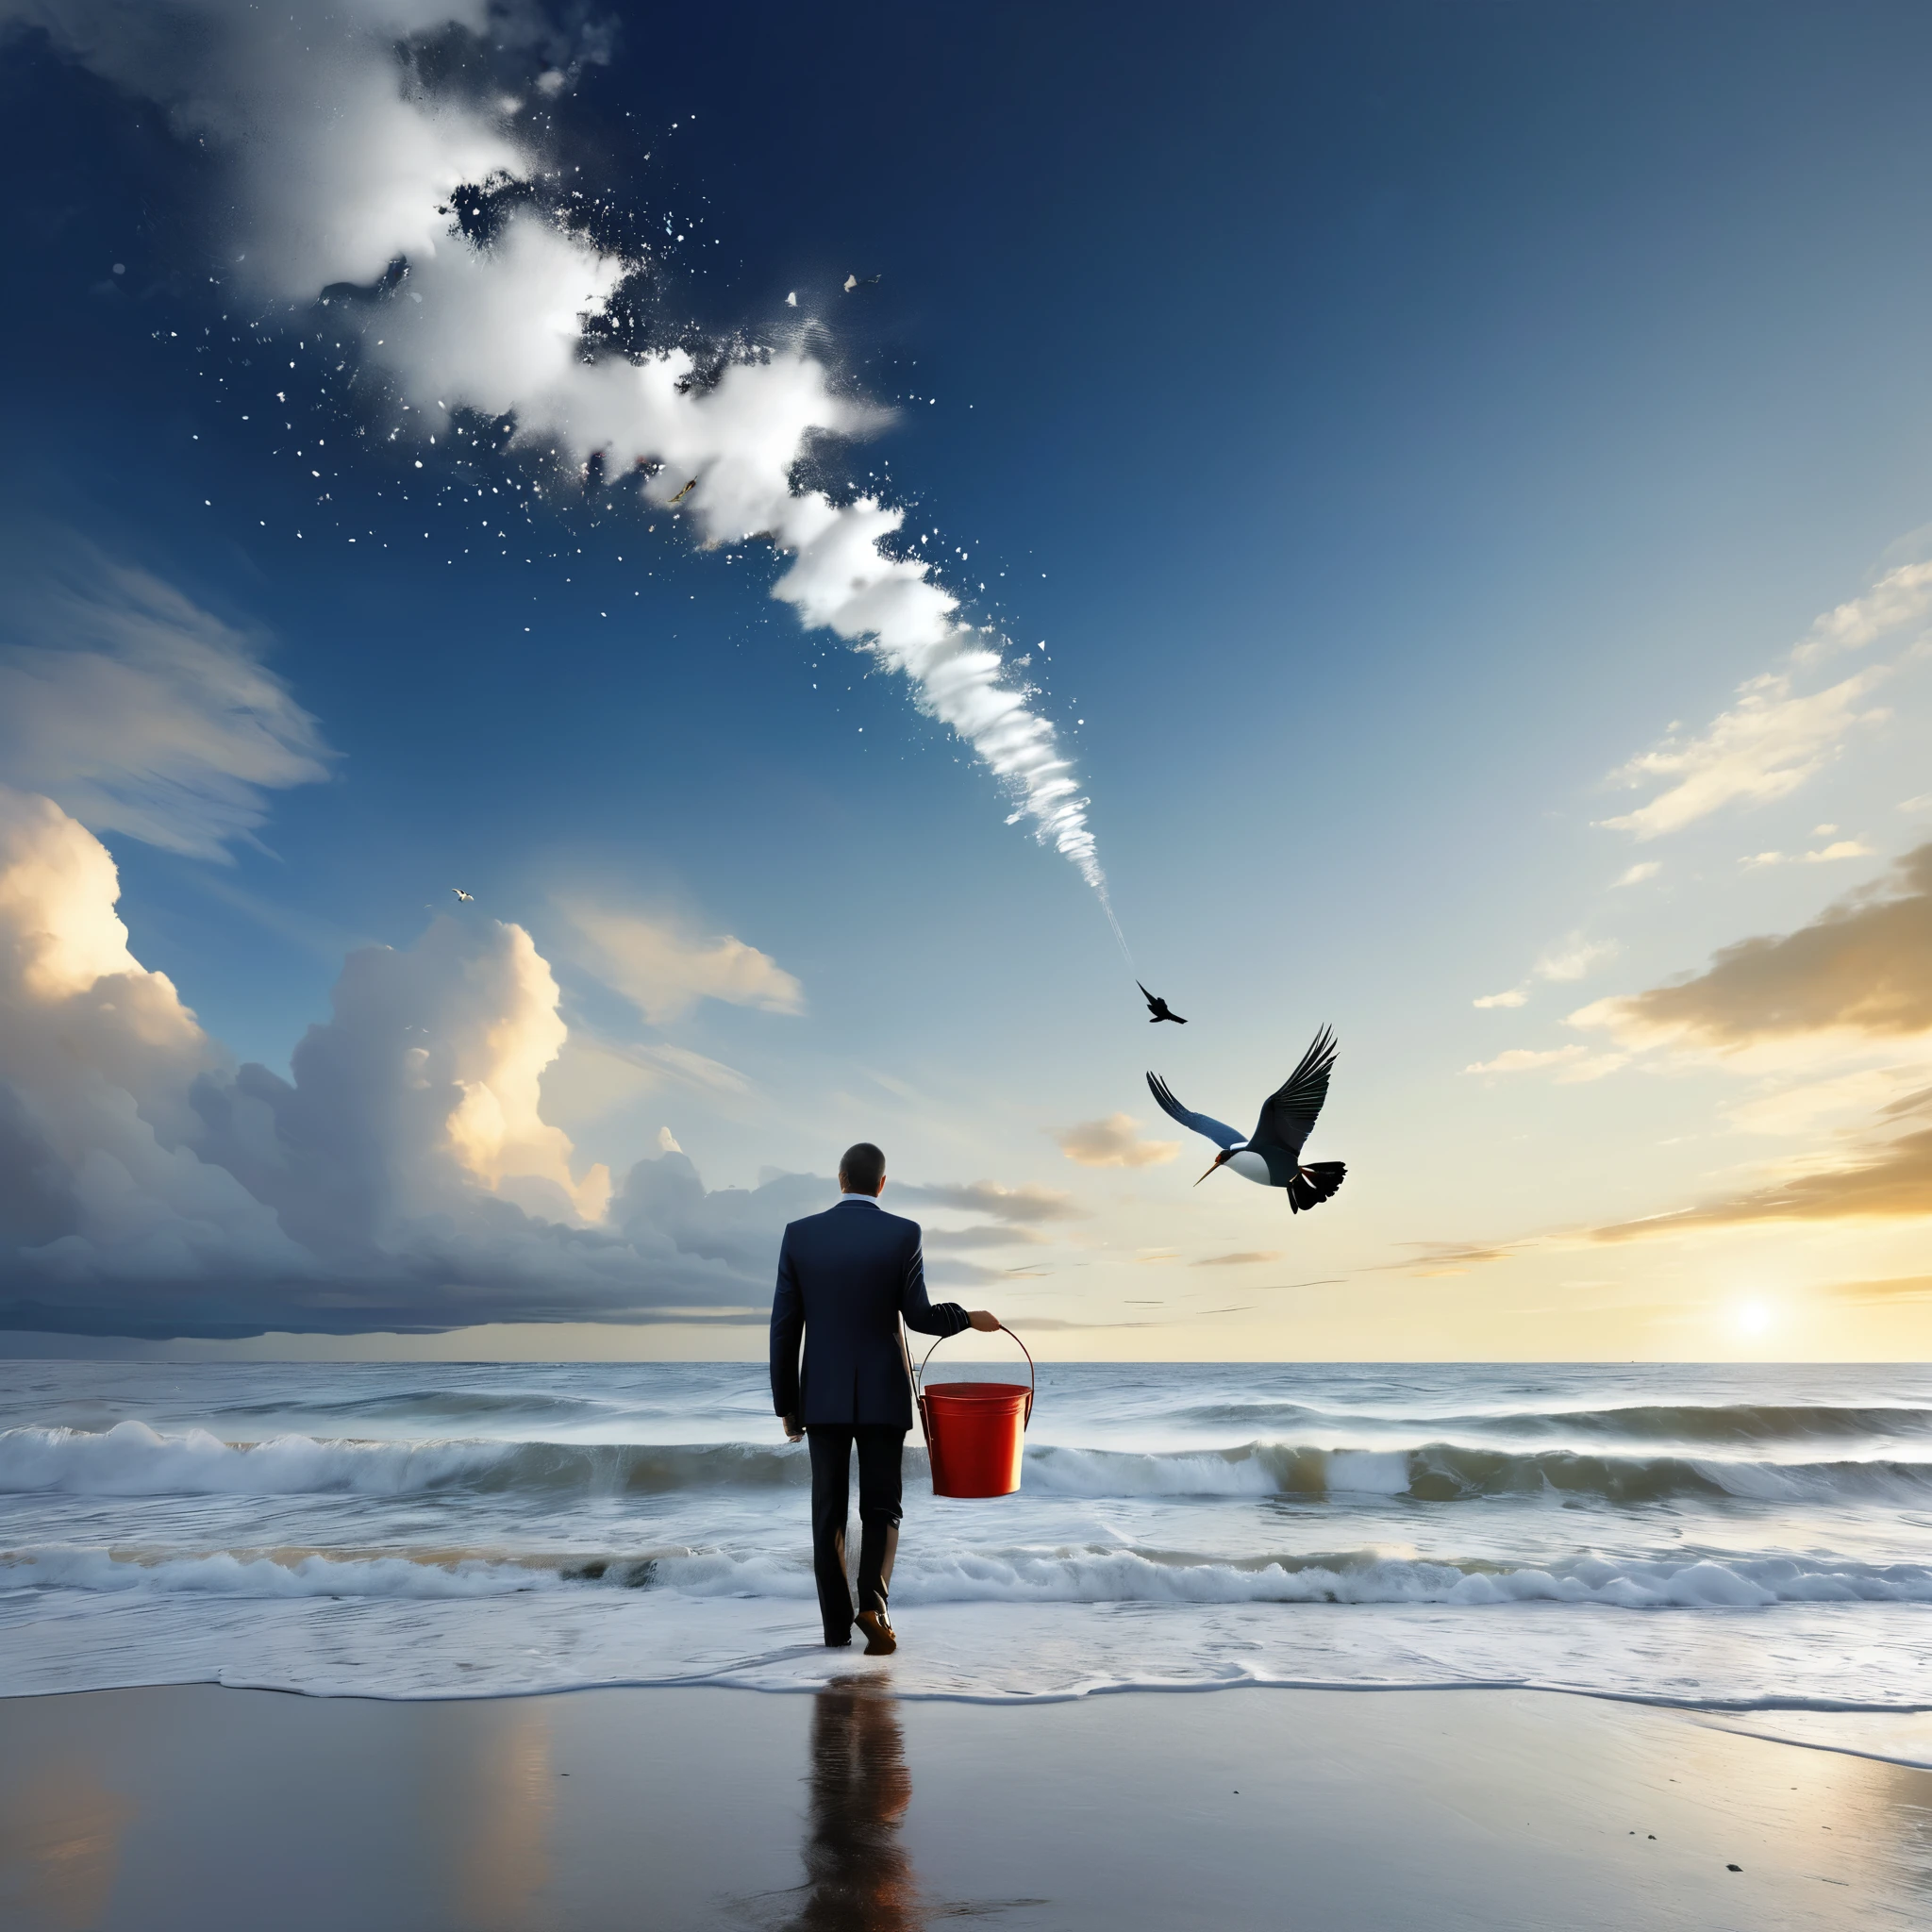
[[1170, 1401, 1932, 1444], [9, 1422, 1932, 1507], [215, 1391, 615, 1426], [7, 1541, 1931, 1611], [1024, 1441, 1932, 1505], [0, 1424, 809, 1497]]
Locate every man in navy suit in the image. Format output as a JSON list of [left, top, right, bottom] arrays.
[[771, 1141, 999, 1654]]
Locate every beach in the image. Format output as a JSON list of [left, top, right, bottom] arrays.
[[3, 1678, 1928, 1930], [7, 1358, 1932, 1926]]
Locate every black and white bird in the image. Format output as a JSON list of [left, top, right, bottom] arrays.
[[451, 887, 475, 904], [1147, 1025, 1347, 1213]]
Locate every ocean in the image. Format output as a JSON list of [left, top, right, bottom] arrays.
[[3, 1359, 1930, 1715]]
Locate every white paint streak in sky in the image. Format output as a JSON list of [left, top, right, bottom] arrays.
[[3, 0, 1105, 889]]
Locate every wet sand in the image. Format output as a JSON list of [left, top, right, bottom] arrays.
[[2, 1676, 1927, 1931]]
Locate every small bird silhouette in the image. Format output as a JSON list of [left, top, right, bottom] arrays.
[[451, 887, 475, 904], [666, 478, 697, 506], [1148, 1025, 1347, 1213], [1139, 983, 1187, 1024], [843, 273, 881, 292]]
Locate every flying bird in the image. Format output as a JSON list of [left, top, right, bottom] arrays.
[[666, 478, 697, 506], [785, 291, 798, 307], [451, 887, 475, 904], [1138, 983, 1187, 1024], [843, 273, 881, 292], [1147, 1026, 1347, 1213]]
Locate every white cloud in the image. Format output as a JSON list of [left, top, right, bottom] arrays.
[[1613, 862, 1661, 888], [1465, 1045, 1584, 1075], [559, 901, 804, 1025], [1053, 1113, 1181, 1169], [891, 1179, 1082, 1224], [1792, 561, 1932, 665], [1474, 936, 1617, 1009], [922, 1224, 1050, 1252], [0, 537, 331, 858], [1, 1, 525, 295], [1536, 937, 1618, 983], [1739, 840, 1874, 870], [1600, 670, 1890, 841], [1463, 1043, 1628, 1082], [1551, 1053, 1632, 1084]]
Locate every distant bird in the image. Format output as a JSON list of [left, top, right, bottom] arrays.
[[451, 887, 475, 904], [1147, 1025, 1347, 1213], [1139, 983, 1187, 1024], [785, 291, 798, 307], [667, 478, 697, 506], [843, 273, 881, 292]]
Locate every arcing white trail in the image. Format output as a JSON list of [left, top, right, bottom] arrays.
[[4, 0, 1105, 888]]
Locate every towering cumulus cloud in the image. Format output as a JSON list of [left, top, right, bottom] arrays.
[[2, 0, 1105, 889], [0, 781, 851, 1336]]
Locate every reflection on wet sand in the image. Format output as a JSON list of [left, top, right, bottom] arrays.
[[788, 1678, 922, 1932], [422, 1698, 556, 1931], [0, 1763, 135, 1932]]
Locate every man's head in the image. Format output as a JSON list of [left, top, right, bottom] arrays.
[[839, 1142, 887, 1196]]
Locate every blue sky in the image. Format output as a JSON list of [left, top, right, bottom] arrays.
[[3, 1, 1932, 1359]]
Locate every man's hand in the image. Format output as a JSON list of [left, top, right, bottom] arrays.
[[781, 1414, 804, 1442], [967, 1310, 1001, 1333]]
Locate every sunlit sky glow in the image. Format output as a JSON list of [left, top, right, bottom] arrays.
[[3, 1, 1932, 1361]]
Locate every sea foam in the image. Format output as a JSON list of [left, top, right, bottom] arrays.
[[8, 1541, 1929, 1610]]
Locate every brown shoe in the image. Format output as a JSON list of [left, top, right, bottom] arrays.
[[855, 1610, 897, 1656]]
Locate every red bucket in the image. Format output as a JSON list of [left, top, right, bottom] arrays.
[[913, 1327, 1036, 1498]]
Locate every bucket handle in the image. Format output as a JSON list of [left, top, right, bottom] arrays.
[[911, 1323, 1035, 1430]]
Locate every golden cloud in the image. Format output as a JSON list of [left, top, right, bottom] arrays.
[[1054, 1113, 1181, 1169], [1823, 1274, 1932, 1304], [1575, 843, 1932, 1048], [1593, 1124, 1932, 1239]]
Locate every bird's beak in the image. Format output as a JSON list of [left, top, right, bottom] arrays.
[[1194, 1156, 1221, 1187]]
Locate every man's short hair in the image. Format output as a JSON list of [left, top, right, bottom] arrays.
[[839, 1142, 886, 1192]]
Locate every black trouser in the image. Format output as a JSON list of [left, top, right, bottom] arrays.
[[807, 1424, 906, 1643]]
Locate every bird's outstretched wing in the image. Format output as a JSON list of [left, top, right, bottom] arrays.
[[1138, 981, 1157, 1008], [1249, 1026, 1338, 1162], [1146, 1073, 1242, 1150]]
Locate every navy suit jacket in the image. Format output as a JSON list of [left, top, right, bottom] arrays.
[[770, 1197, 971, 1428]]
